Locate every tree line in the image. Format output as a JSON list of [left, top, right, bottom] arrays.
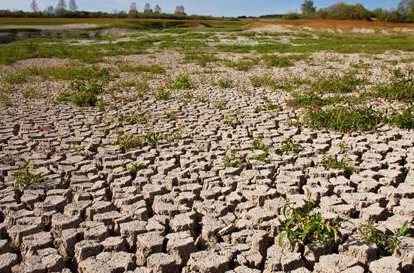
[[0, 0, 191, 19], [270, 0, 414, 23]]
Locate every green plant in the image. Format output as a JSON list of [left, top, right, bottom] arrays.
[[116, 133, 143, 152], [214, 99, 227, 110], [388, 107, 414, 129], [255, 97, 281, 112], [195, 94, 207, 103], [359, 221, 410, 257], [251, 135, 271, 162], [250, 75, 276, 89], [217, 79, 233, 89], [118, 111, 150, 125], [118, 63, 165, 74], [339, 142, 350, 154], [225, 58, 257, 71], [0, 91, 12, 107], [13, 160, 46, 189], [96, 100, 106, 111], [222, 150, 244, 168], [223, 111, 242, 129], [135, 81, 150, 100], [165, 111, 177, 120], [183, 52, 218, 67], [304, 106, 383, 132], [171, 74, 192, 90], [278, 199, 341, 249], [262, 54, 303, 67], [311, 71, 366, 94], [322, 155, 353, 174], [376, 69, 414, 101], [142, 131, 163, 147], [277, 139, 300, 155], [153, 90, 171, 101], [182, 91, 194, 103], [126, 161, 142, 177]]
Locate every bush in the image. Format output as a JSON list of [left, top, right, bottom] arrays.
[[304, 106, 383, 132]]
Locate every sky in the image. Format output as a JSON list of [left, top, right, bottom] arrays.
[[0, 0, 402, 17]]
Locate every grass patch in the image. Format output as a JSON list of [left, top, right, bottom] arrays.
[[223, 111, 242, 129], [118, 63, 165, 74], [222, 150, 244, 168], [171, 74, 192, 90], [311, 71, 367, 94], [13, 160, 45, 189], [277, 139, 300, 155], [376, 69, 414, 101], [217, 79, 233, 89], [304, 106, 383, 132], [262, 54, 308, 68], [183, 52, 218, 67], [118, 111, 150, 125], [388, 107, 414, 129], [213, 99, 227, 110], [224, 58, 258, 71], [153, 89, 171, 100]]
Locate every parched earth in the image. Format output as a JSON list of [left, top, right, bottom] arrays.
[[1, 27, 414, 273]]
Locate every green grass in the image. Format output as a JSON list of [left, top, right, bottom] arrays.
[[222, 150, 244, 168], [153, 90, 172, 100], [118, 111, 151, 125], [213, 99, 227, 110], [118, 63, 165, 74], [277, 139, 300, 155], [255, 97, 281, 113], [388, 107, 414, 129], [322, 155, 353, 174], [13, 160, 46, 189], [262, 54, 308, 67], [116, 133, 143, 152], [250, 75, 276, 89], [223, 111, 242, 129], [171, 74, 192, 90], [217, 79, 233, 89], [164, 111, 177, 120], [224, 58, 258, 71], [304, 106, 383, 132], [310, 71, 367, 94], [376, 69, 414, 101], [183, 52, 218, 67]]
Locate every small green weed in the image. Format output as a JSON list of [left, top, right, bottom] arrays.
[[222, 150, 244, 168], [118, 111, 150, 125], [278, 199, 341, 249], [171, 74, 192, 90], [277, 139, 300, 155], [217, 79, 233, 89], [153, 90, 172, 101], [223, 111, 242, 129], [359, 221, 411, 257], [376, 69, 414, 101], [214, 99, 227, 110], [13, 160, 46, 189], [322, 155, 353, 174], [311, 71, 366, 94], [388, 107, 414, 129]]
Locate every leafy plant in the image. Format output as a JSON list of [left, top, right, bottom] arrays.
[[322, 155, 353, 175], [359, 221, 411, 257], [126, 161, 142, 177], [277, 139, 300, 155], [182, 91, 194, 103], [278, 199, 341, 249], [13, 160, 46, 189], [251, 135, 271, 162], [171, 74, 192, 90], [223, 111, 242, 129], [222, 150, 244, 168], [255, 97, 281, 112], [118, 63, 165, 74]]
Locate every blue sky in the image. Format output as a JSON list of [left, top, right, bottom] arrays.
[[0, 0, 402, 16]]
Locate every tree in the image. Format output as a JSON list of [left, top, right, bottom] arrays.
[[69, 0, 77, 11], [144, 3, 152, 13], [30, 0, 39, 12], [45, 5, 54, 14], [129, 2, 137, 17], [154, 4, 162, 13], [301, 0, 316, 15], [56, 0, 66, 11], [174, 5, 185, 15]]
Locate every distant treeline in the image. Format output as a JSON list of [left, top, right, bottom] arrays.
[[259, 0, 414, 23], [0, 10, 220, 20]]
